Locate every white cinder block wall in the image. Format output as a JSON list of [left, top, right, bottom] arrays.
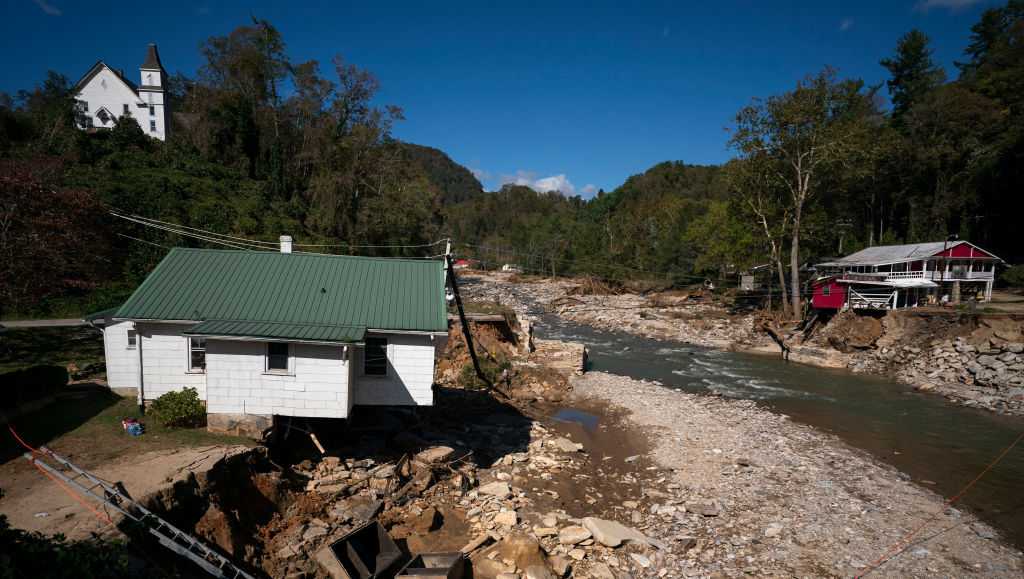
[[205, 341, 350, 419], [137, 323, 207, 400], [352, 333, 443, 406], [102, 321, 139, 391]]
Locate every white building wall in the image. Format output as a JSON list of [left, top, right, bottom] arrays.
[[205, 340, 350, 419], [137, 323, 207, 400], [74, 65, 167, 141], [352, 333, 444, 406], [75, 68, 146, 132], [102, 321, 139, 391]]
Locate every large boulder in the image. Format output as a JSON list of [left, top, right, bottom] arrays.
[[581, 516, 650, 548]]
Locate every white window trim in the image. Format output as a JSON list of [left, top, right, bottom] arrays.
[[126, 329, 138, 350], [264, 342, 295, 376], [362, 337, 390, 378], [186, 336, 206, 374]]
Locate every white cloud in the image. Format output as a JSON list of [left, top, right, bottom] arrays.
[[500, 170, 578, 195], [581, 184, 598, 195], [839, 18, 854, 31], [32, 0, 62, 16], [916, 0, 984, 11], [469, 167, 491, 182]]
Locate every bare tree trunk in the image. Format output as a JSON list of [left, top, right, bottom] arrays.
[[790, 203, 802, 318], [775, 254, 789, 316]]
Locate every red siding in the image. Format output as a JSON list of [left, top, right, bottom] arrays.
[[932, 242, 994, 259], [811, 278, 847, 310]]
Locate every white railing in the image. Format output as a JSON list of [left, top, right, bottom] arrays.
[[884, 271, 925, 279], [924, 270, 995, 281], [849, 289, 896, 310]]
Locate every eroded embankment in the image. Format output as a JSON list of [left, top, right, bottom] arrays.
[[463, 272, 1024, 415]]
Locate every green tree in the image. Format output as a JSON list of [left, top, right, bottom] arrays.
[[880, 30, 945, 122], [730, 68, 877, 316]]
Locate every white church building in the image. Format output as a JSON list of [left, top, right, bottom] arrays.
[[73, 44, 170, 141]]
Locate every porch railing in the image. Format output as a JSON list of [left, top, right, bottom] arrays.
[[848, 289, 896, 310]]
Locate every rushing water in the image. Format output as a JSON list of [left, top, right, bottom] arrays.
[[534, 312, 1024, 549]]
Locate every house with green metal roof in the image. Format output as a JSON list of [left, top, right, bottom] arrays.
[[88, 245, 450, 436]]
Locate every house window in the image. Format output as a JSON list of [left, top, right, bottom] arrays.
[[822, 286, 831, 297], [127, 330, 137, 349], [123, 104, 130, 115], [364, 337, 387, 376], [149, 104, 155, 117], [266, 342, 289, 372], [188, 337, 206, 372], [150, 120, 157, 132]]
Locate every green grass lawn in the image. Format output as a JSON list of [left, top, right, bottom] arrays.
[[0, 327, 105, 373], [2, 386, 252, 467]]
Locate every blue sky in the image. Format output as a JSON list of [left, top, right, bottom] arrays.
[[1, 0, 996, 196]]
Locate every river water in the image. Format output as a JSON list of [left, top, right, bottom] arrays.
[[533, 312, 1024, 549]]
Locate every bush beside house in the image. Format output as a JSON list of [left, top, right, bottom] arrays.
[[148, 387, 206, 428]]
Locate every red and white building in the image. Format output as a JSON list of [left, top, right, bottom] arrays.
[[811, 240, 1001, 311]]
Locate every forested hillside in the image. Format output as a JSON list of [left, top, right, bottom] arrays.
[[1, 3, 1022, 318]]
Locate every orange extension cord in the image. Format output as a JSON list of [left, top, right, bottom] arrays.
[[8, 424, 114, 527], [854, 429, 1024, 578]]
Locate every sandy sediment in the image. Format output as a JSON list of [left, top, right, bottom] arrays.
[[570, 371, 1024, 578]]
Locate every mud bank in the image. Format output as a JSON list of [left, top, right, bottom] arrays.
[[571, 371, 1024, 578]]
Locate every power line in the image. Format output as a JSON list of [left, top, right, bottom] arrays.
[[110, 209, 449, 251], [115, 233, 170, 250], [109, 212, 270, 251], [109, 210, 279, 247]]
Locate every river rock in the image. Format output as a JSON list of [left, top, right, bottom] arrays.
[[479, 481, 512, 498], [415, 445, 455, 464], [548, 437, 583, 453], [558, 525, 592, 545], [581, 516, 649, 548]]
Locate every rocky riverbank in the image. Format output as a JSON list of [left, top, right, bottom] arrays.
[[461, 272, 1024, 415], [570, 371, 1024, 578]]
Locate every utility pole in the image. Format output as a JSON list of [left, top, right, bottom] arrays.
[[445, 252, 502, 396]]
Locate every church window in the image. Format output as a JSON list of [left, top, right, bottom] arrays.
[[123, 104, 130, 115], [150, 120, 157, 132], [149, 105, 155, 117]]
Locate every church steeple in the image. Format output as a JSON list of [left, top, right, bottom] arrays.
[[141, 43, 163, 71]]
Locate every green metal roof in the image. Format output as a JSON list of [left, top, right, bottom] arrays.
[[184, 319, 366, 343], [115, 248, 447, 341]]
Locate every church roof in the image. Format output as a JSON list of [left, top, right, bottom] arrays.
[[72, 61, 141, 97], [141, 43, 164, 70]]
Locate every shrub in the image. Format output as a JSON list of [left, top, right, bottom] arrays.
[[457, 356, 512, 390], [1001, 265, 1024, 288], [148, 387, 206, 428]]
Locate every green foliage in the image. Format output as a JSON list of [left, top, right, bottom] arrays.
[[880, 30, 946, 121], [457, 356, 512, 390], [149, 387, 206, 428], [0, 514, 129, 578], [1001, 265, 1024, 287]]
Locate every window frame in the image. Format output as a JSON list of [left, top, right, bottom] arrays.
[[123, 103, 130, 115], [149, 120, 157, 132], [187, 337, 206, 373], [265, 342, 291, 374], [822, 285, 831, 297], [363, 337, 388, 377], [126, 329, 138, 350], [149, 104, 155, 117]]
